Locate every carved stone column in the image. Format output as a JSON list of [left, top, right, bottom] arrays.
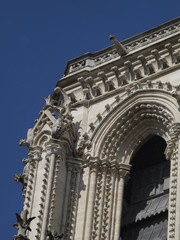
[[114, 163, 131, 240], [40, 142, 61, 240], [97, 163, 107, 239], [61, 163, 73, 233], [166, 123, 180, 240], [71, 167, 81, 239], [108, 165, 118, 240], [83, 159, 98, 240], [62, 158, 82, 240], [174, 124, 180, 240], [175, 135, 180, 240], [23, 146, 42, 214]]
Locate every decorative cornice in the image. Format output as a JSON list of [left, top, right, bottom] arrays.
[[63, 18, 180, 76], [67, 156, 84, 168], [60, 39, 180, 105], [87, 157, 131, 178]]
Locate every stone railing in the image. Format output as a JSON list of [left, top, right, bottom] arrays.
[[66, 20, 180, 74], [67, 39, 180, 103]]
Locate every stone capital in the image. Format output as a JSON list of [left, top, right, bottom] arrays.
[[110, 166, 118, 176], [89, 157, 100, 173], [45, 143, 61, 157], [67, 162, 74, 172], [118, 163, 131, 181], [73, 166, 82, 174], [28, 146, 42, 162], [101, 159, 110, 173], [110, 160, 119, 174]]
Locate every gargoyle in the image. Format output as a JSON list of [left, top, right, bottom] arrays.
[[13, 210, 35, 237], [47, 230, 63, 240], [52, 118, 64, 139], [14, 173, 24, 184], [19, 128, 34, 147], [14, 159, 30, 197], [14, 173, 28, 197]]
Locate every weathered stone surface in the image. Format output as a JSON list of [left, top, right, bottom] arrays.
[[15, 18, 180, 240]]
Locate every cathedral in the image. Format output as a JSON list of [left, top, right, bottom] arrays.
[[14, 17, 180, 240]]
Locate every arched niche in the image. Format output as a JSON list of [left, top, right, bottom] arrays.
[[121, 135, 169, 240]]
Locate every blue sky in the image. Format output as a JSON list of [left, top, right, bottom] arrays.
[[0, 0, 179, 239]]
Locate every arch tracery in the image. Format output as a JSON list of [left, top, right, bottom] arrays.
[[88, 83, 180, 162], [84, 83, 180, 240]]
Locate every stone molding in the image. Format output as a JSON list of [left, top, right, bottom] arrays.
[[164, 123, 180, 239], [33, 143, 63, 240], [81, 89, 179, 240], [64, 19, 180, 75], [86, 84, 180, 163], [16, 19, 180, 240], [61, 39, 180, 105], [88, 81, 178, 137], [23, 147, 42, 211], [168, 143, 178, 239], [85, 157, 131, 240], [166, 123, 180, 159], [64, 165, 82, 239], [45, 142, 62, 158]]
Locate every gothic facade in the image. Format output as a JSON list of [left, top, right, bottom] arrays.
[[15, 17, 180, 240]]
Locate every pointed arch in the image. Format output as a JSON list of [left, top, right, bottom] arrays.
[[89, 86, 180, 163]]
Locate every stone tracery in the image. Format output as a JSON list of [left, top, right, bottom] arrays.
[[15, 18, 180, 240]]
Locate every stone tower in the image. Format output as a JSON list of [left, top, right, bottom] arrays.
[[15, 17, 180, 240]]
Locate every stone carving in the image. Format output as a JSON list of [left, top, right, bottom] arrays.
[[19, 128, 34, 147], [42, 87, 71, 113], [52, 118, 64, 138], [46, 230, 63, 240], [14, 159, 31, 197], [42, 95, 57, 110], [15, 19, 180, 240], [88, 81, 177, 138], [48, 156, 63, 230], [173, 85, 180, 102], [100, 99, 175, 161], [14, 173, 26, 196], [14, 173, 24, 184], [34, 156, 50, 240], [65, 170, 77, 239], [51, 113, 74, 139], [75, 132, 92, 157], [92, 171, 102, 240], [109, 35, 127, 56], [66, 23, 180, 75], [41, 87, 75, 140], [43, 87, 74, 139], [67, 39, 180, 105], [13, 210, 35, 239]]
